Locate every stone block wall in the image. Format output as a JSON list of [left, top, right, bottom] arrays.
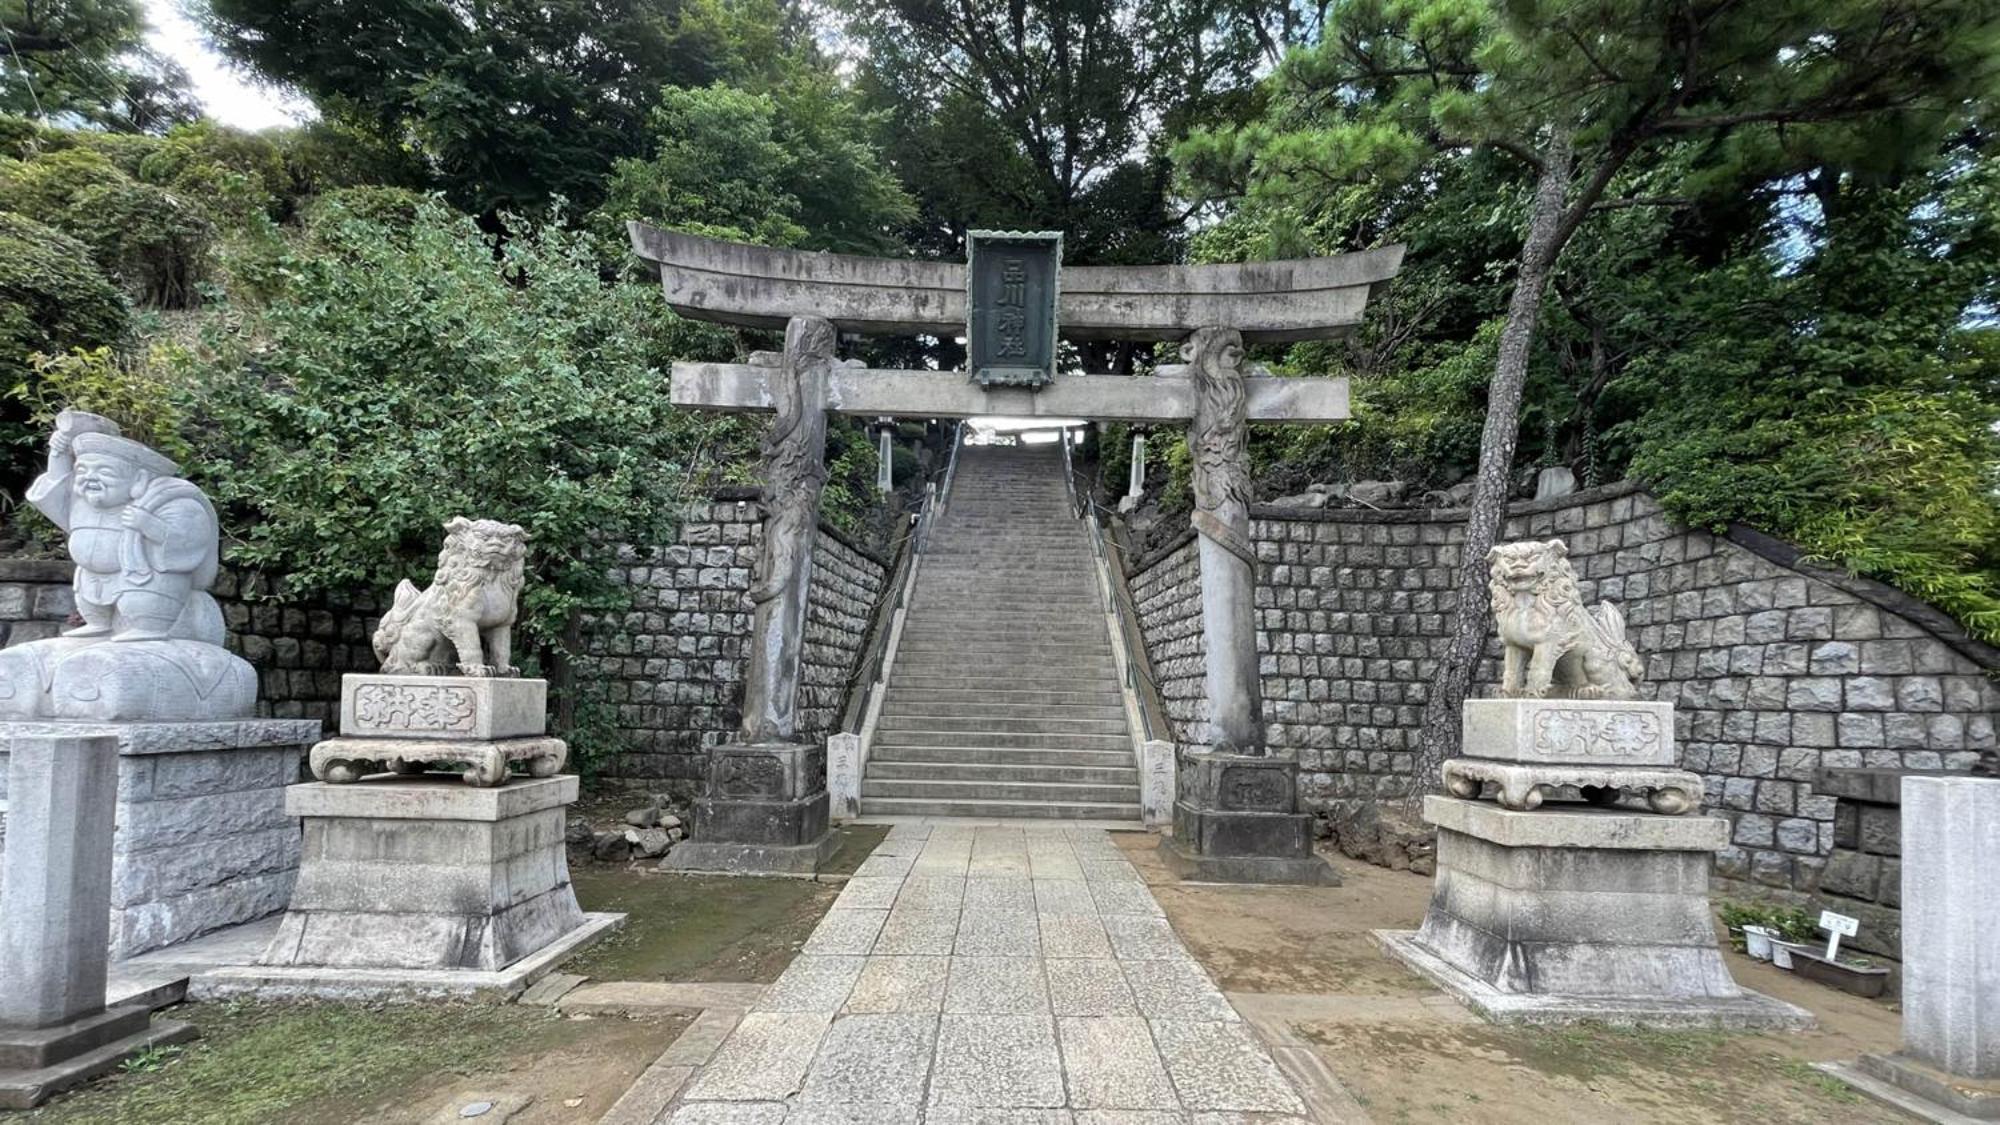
[[1128, 538, 1205, 739], [1125, 481, 2000, 897], [1809, 767, 1913, 963], [580, 492, 889, 793]]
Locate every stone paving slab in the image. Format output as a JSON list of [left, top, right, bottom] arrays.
[[658, 827, 1312, 1124]]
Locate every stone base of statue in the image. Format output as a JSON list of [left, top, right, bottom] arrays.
[[196, 775, 620, 1001], [1377, 796, 1812, 1029], [663, 742, 837, 876], [0, 634, 256, 722], [0, 719, 321, 958], [307, 674, 564, 787], [1445, 698, 1700, 812], [1157, 749, 1340, 886]]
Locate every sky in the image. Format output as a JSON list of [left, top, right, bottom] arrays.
[[144, 0, 314, 130]]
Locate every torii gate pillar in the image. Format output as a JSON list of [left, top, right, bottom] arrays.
[[1159, 328, 1336, 885], [662, 316, 840, 876]]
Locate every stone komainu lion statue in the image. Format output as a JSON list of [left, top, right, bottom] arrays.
[[372, 517, 527, 677], [1488, 539, 1645, 699]]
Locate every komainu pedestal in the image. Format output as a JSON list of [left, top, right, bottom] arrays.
[[1159, 750, 1338, 885], [663, 742, 835, 875], [196, 774, 620, 1000], [1379, 795, 1811, 1028], [310, 673, 565, 787], [1445, 698, 1701, 814]]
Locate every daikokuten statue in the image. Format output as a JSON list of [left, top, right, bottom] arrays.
[[0, 412, 255, 720]]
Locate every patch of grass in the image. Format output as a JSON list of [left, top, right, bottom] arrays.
[[566, 825, 883, 983], [26, 1001, 592, 1125], [1778, 1056, 1862, 1104]]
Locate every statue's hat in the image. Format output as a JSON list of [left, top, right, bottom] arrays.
[[72, 432, 179, 477]]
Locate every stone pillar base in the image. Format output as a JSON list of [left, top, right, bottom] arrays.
[[257, 775, 589, 973], [0, 1006, 195, 1109], [1822, 1053, 2000, 1122], [662, 742, 834, 875], [1380, 795, 1811, 1029], [1161, 749, 1339, 886]]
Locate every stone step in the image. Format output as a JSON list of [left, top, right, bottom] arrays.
[[883, 674, 1125, 694], [861, 777, 1141, 804], [855, 795, 1141, 821], [887, 668, 1120, 687], [879, 700, 1130, 722], [870, 744, 1135, 767], [894, 639, 1113, 657], [867, 759, 1138, 785], [878, 687, 1124, 706], [869, 729, 1133, 751], [876, 713, 1129, 735]]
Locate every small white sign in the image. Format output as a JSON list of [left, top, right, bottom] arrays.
[[1821, 909, 1860, 960]]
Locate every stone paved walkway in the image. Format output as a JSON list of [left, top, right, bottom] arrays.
[[659, 823, 1310, 1125]]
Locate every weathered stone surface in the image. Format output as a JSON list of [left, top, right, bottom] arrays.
[[0, 736, 118, 1029], [1391, 795, 1796, 1022], [0, 415, 255, 722], [259, 776, 589, 973], [0, 722, 315, 959], [1462, 699, 1674, 766], [1488, 540, 1644, 700], [339, 674, 546, 741], [309, 733, 567, 788], [631, 221, 1403, 344], [1899, 776, 2000, 1079], [371, 517, 525, 677]]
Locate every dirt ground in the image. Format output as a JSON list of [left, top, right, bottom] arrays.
[[1116, 832, 1909, 1125]]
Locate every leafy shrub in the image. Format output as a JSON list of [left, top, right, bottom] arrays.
[[0, 147, 214, 307], [0, 211, 130, 488]]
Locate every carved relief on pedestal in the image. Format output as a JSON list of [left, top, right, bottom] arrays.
[[1533, 708, 1664, 761], [351, 682, 478, 734]]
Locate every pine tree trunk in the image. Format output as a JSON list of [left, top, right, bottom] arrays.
[[1410, 129, 1576, 792]]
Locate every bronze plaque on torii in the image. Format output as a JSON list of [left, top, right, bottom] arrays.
[[966, 230, 1061, 388]]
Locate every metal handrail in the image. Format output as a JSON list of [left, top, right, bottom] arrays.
[[840, 422, 962, 734], [1060, 432, 1170, 744]]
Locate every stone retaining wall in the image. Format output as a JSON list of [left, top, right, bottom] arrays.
[[580, 493, 890, 793], [1126, 482, 2000, 897]]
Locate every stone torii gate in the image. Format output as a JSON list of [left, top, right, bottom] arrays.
[[632, 224, 1403, 880]]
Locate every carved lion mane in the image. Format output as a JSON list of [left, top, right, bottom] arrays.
[[1487, 539, 1644, 700], [372, 517, 528, 677]]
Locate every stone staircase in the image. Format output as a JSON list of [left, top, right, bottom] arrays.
[[858, 442, 1142, 820]]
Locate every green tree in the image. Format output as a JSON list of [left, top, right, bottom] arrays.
[[600, 78, 915, 255], [1180, 0, 2000, 778], [200, 0, 801, 215], [841, 0, 1286, 269], [1, 0, 196, 130]]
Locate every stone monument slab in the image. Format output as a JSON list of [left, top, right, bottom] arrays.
[[0, 718, 320, 957], [1827, 776, 2000, 1121], [0, 735, 195, 1108]]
